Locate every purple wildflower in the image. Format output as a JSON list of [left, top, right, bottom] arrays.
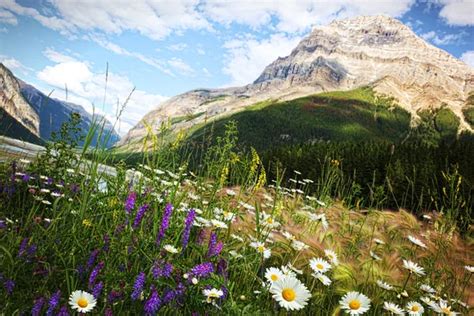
[[206, 232, 217, 257], [189, 262, 214, 278], [88, 261, 104, 288], [0, 220, 6, 229], [27, 244, 37, 258], [125, 192, 137, 214], [131, 272, 146, 300], [18, 237, 29, 257], [22, 173, 31, 182], [31, 297, 45, 316], [144, 286, 161, 315], [152, 261, 173, 279], [107, 290, 123, 304], [105, 308, 113, 316], [196, 229, 206, 245], [217, 258, 228, 279], [181, 209, 196, 251], [156, 203, 173, 245], [132, 204, 149, 229], [46, 290, 61, 316], [103, 234, 110, 252], [4, 279, 14, 295], [57, 305, 70, 316], [92, 281, 104, 299], [86, 249, 100, 269]]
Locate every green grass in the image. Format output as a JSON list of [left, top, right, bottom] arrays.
[[188, 87, 411, 151]]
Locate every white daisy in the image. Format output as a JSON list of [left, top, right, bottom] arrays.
[[402, 260, 425, 276], [69, 290, 97, 313], [324, 249, 339, 266], [291, 240, 309, 251], [340, 291, 371, 315], [163, 244, 179, 254], [420, 284, 436, 294], [384, 302, 405, 315], [376, 280, 393, 291], [269, 276, 311, 311], [464, 265, 474, 273], [250, 241, 271, 259], [211, 219, 228, 229], [230, 234, 244, 242], [309, 257, 331, 274], [265, 267, 284, 283], [312, 272, 332, 286], [374, 238, 385, 245], [370, 251, 382, 261], [282, 231, 296, 241], [203, 288, 224, 305], [406, 301, 424, 316], [308, 213, 329, 230], [429, 299, 459, 315], [408, 235, 427, 249]]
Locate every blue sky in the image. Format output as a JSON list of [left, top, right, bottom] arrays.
[[0, 0, 473, 135]]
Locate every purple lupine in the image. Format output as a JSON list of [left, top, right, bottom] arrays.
[[57, 305, 70, 316], [86, 249, 100, 269], [107, 290, 124, 304], [105, 308, 113, 316], [132, 204, 149, 229], [196, 229, 206, 245], [189, 262, 214, 278], [125, 192, 137, 214], [206, 232, 217, 257], [0, 220, 6, 229], [88, 261, 105, 288], [4, 279, 14, 295], [46, 290, 61, 316], [27, 244, 37, 258], [212, 241, 223, 257], [76, 264, 86, 279], [181, 209, 196, 251], [217, 258, 228, 279], [131, 272, 146, 300], [156, 203, 173, 245], [22, 173, 31, 182], [92, 281, 104, 299], [103, 234, 110, 252], [18, 237, 29, 257], [152, 261, 173, 279], [31, 297, 45, 316], [144, 286, 161, 315]]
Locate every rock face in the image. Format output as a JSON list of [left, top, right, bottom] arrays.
[[0, 63, 40, 136], [20, 82, 120, 147], [119, 15, 474, 148], [0, 63, 120, 147]]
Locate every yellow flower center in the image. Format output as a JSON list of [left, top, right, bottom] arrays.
[[349, 299, 361, 310], [77, 298, 88, 308], [282, 288, 296, 302], [271, 274, 279, 281], [411, 305, 419, 312], [267, 218, 273, 224], [316, 263, 324, 270], [442, 307, 451, 314], [257, 245, 265, 253]]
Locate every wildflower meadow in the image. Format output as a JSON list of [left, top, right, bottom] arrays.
[[0, 117, 472, 315]]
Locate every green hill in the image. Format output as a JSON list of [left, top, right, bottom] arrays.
[[188, 87, 412, 151]]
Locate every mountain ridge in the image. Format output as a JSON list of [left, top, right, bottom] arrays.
[[119, 15, 474, 149]]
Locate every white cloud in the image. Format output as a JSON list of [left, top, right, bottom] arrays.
[[168, 43, 188, 51], [1, 0, 212, 40], [222, 33, 302, 86], [43, 47, 78, 63], [0, 55, 33, 74], [420, 30, 466, 45], [0, 8, 17, 25], [437, 0, 474, 26], [197, 48, 206, 55], [168, 57, 195, 75], [36, 56, 167, 135], [460, 51, 474, 68], [202, 0, 415, 33]]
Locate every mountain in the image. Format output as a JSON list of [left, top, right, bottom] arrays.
[[19, 81, 120, 147], [119, 15, 474, 149], [0, 63, 40, 140], [0, 63, 120, 147]]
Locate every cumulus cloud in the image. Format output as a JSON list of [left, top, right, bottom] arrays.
[[36, 52, 167, 135], [0, 8, 17, 25], [460, 51, 474, 68], [437, 0, 474, 26], [420, 30, 467, 45], [222, 33, 301, 86]]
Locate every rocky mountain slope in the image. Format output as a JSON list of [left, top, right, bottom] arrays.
[[20, 81, 120, 147], [119, 15, 474, 149], [0, 63, 120, 147], [0, 63, 40, 137]]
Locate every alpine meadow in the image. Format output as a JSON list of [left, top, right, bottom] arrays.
[[0, 2, 473, 315]]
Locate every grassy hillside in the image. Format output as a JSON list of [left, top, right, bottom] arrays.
[[188, 88, 412, 151], [0, 108, 44, 145]]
